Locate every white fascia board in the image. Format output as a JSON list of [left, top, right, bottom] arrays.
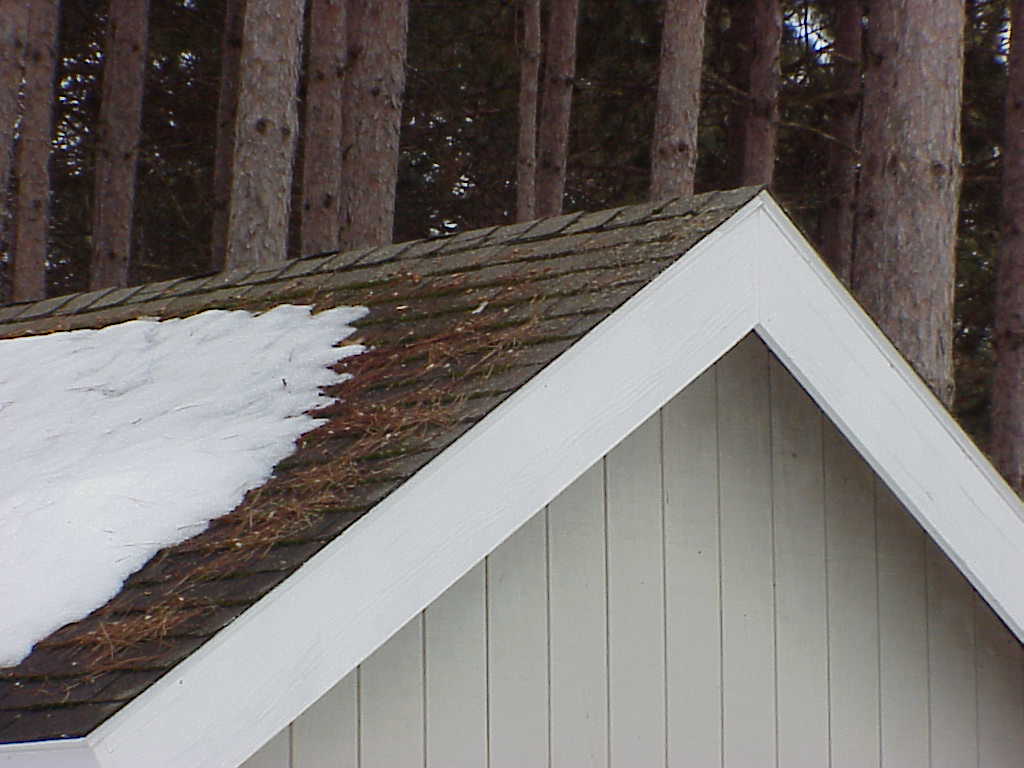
[[0, 738, 98, 768], [0, 197, 764, 768], [754, 192, 1024, 642]]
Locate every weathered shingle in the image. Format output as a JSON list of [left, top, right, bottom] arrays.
[[0, 185, 762, 743]]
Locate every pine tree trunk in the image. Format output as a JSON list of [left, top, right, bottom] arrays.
[[340, 0, 409, 250], [210, 0, 244, 271], [741, 0, 780, 186], [724, 1, 751, 189], [224, 0, 305, 270], [821, 0, 863, 286], [650, 0, 707, 201], [10, 0, 58, 302], [535, 0, 579, 217], [0, 1, 27, 240], [516, 0, 541, 223], [852, 0, 964, 407], [992, 0, 1024, 493], [90, 0, 150, 290], [299, 0, 345, 257]]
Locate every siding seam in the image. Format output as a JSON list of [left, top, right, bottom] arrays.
[[767, 352, 780, 768], [714, 361, 725, 768], [821, 415, 833, 768], [660, 407, 669, 768], [603, 456, 612, 768]]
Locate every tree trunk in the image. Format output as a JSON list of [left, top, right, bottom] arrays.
[[10, 0, 58, 302], [992, 0, 1024, 493], [535, 0, 579, 217], [741, 0, 780, 186], [340, 0, 409, 250], [0, 1, 27, 238], [650, 0, 708, 201], [724, 0, 751, 188], [821, 0, 863, 286], [516, 0, 541, 222], [224, 0, 305, 270], [90, 0, 150, 290], [299, 0, 345, 257], [210, 0, 244, 271], [852, 0, 964, 408]]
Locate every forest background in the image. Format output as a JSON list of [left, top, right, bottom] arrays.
[[0, 0, 1016, 484]]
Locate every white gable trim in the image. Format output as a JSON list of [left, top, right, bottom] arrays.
[[4, 192, 1023, 768]]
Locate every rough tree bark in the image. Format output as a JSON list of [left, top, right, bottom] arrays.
[[650, 0, 708, 201], [852, 0, 964, 407], [210, 0, 244, 271], [741, 0, 781, 186], [535, 0, 579, 217], [224, 0, 305, 270], [90, 0, 150, 290], [10, 0, 58, 302], [992, 0, 1024, 493], [299, 0, 345, 257], [821, 0, 863, 286], [340, 0, 409, 250], [516, 0, 541, 222], [0, 1, 27, 232]]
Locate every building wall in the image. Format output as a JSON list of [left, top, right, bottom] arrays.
[[242, 335, 1024, 768]]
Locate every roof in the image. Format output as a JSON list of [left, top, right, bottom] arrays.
[[3, 186, 1024, 768], [0, 187, 761, 749]]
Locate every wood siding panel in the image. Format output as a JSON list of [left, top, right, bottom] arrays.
[[548, 462, 608, 768], [769, 357, 829, 767], [424, 562, 487, 768], [823, 421, 880, 768], [241, 728, 290, 768], [292, 674, 358, 768], [877, 482, 929, 768], [717, 336, 776, 767], [977, 596, 1024, 767], [926, 540, 977, 768], [663, 365, 722, 767], [275, 344, 1024, 768], [606, 414, 666, 768], [359, 617, 425, 768], [487, 511, 549, 768]]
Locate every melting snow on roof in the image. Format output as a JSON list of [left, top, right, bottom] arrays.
[[0, 304, 366, 668]]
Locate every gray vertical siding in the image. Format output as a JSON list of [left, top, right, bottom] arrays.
[[243, 335, 1024, 768]]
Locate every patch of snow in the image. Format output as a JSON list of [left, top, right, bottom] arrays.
[[0, 304, 366, 668]]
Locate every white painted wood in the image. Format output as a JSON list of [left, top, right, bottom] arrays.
[[291, 672, 357, 768], [359, 616, 424, 768], [424, 562, 487, 768], [926, 540, 977, 768], [876, 481, 929, 768], [976, 596, 1024, 768], [487, 511, 549, 768], [757, 197, 1024, 644], [606, 414, 665, 768], [239, 729, 289, 768], [0, 740, 100, 768], [548, 463, 608, 768], [662, 365, 722, 768], [822, 421, 879, 768], [716, 335, 775, 767], [769, 356, 828, 768]]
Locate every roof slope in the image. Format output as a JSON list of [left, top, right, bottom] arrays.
[[0, 186, 761, 744]]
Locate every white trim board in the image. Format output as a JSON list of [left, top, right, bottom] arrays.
[[4, 192, 1023, 768]]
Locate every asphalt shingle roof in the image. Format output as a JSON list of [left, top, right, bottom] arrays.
[[0, 185, 761, 743]]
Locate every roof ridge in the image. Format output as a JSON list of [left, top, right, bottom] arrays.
[[0, 187, 763, 337]]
